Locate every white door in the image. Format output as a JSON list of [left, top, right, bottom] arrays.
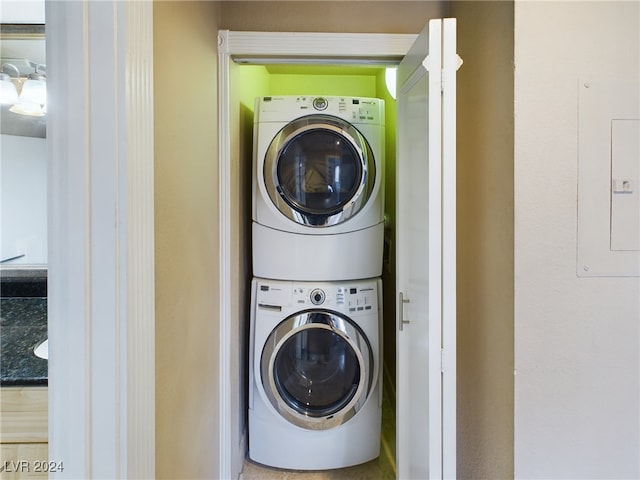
[[396, 18, 460, 479]]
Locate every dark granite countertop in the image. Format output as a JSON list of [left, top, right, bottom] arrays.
[[0, 271, 48, 386]]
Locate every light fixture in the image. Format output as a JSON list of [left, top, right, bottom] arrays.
[[385, 67, 397, 100], [0, 73, 19, 104], [0, 63, 20, 105], [20, 67, 46, 104], [10, 101, 45, 117], [9, 64, 46, 116]]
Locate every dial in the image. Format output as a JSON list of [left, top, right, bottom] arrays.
[[310, 288, 326, 305], [312, 97, 328, 111]]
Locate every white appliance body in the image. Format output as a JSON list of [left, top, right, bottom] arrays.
[[252, 96, 385, 281], [249, 277, 382, 470]]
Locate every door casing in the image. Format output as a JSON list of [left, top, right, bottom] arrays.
[[217, 30, 416, 479], [47, 2, 155, 478]]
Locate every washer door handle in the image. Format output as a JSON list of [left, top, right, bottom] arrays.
[[399, 291, 410, 331]]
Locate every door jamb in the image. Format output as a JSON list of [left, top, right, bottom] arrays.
[[47, 2, 155, 477]]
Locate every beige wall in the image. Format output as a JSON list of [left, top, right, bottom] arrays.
[[450, 2, 514, 478], [154, 2, 221, 478], [220, 1, 444, 33]]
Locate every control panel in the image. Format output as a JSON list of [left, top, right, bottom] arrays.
[[255, 279, 378, 316], [256, 95, 384, 125]]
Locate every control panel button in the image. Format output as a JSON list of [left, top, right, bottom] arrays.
[[313, 97, 328, 111], [310, 288, 326, 305]]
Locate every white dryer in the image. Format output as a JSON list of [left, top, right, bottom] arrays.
[[252, 96, 385, 281], [248, 277, 382, 470]]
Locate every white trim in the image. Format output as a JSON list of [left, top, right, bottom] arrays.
[[441, 18, 459, 480], [47, 1, 155, 478], [426, 20, 443, 478], [220, 30, 417, 60], [217, 31, 233, 480], [123, 2, 155, 477], [217, 30, 417, 480]]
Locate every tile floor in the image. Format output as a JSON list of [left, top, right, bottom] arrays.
[[240, 389, 396, 480]]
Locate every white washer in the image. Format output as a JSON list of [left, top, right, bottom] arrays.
[[248, 277, 382, 470], [252, 96, 385, 281]]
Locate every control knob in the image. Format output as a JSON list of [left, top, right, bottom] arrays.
[[310, 288, 326, 305], [312, 97, 328, 111]]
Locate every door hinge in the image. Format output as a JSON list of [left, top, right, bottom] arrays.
[[440, 348, 445, 373], [422, 54, 431, 71]]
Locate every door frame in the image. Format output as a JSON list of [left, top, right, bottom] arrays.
[[395, 18, 459, 479], [47, 2, 155, 477], [217, 30, 416, 479]]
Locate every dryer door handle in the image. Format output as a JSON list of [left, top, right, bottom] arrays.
[[399, 291, 411, 331]]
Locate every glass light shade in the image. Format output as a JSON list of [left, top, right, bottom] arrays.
[[19, 78, 46, 105], [0, 75, 19, 104], [10, 102, 45, 117], [385, 67, 397, 100]]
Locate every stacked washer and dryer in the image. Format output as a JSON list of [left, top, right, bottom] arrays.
[[248, 95, 386, 470]]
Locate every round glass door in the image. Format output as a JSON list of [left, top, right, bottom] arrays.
[[264, 115, 376, 227], [261, 310, 373, 430]]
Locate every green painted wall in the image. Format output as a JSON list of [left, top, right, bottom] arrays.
[[237, 65, 391, 101], [237, 64, 270, 109], [270, 73, 376, 97]]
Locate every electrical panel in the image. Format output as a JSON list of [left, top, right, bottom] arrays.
[[577, 77, 639, 277]]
